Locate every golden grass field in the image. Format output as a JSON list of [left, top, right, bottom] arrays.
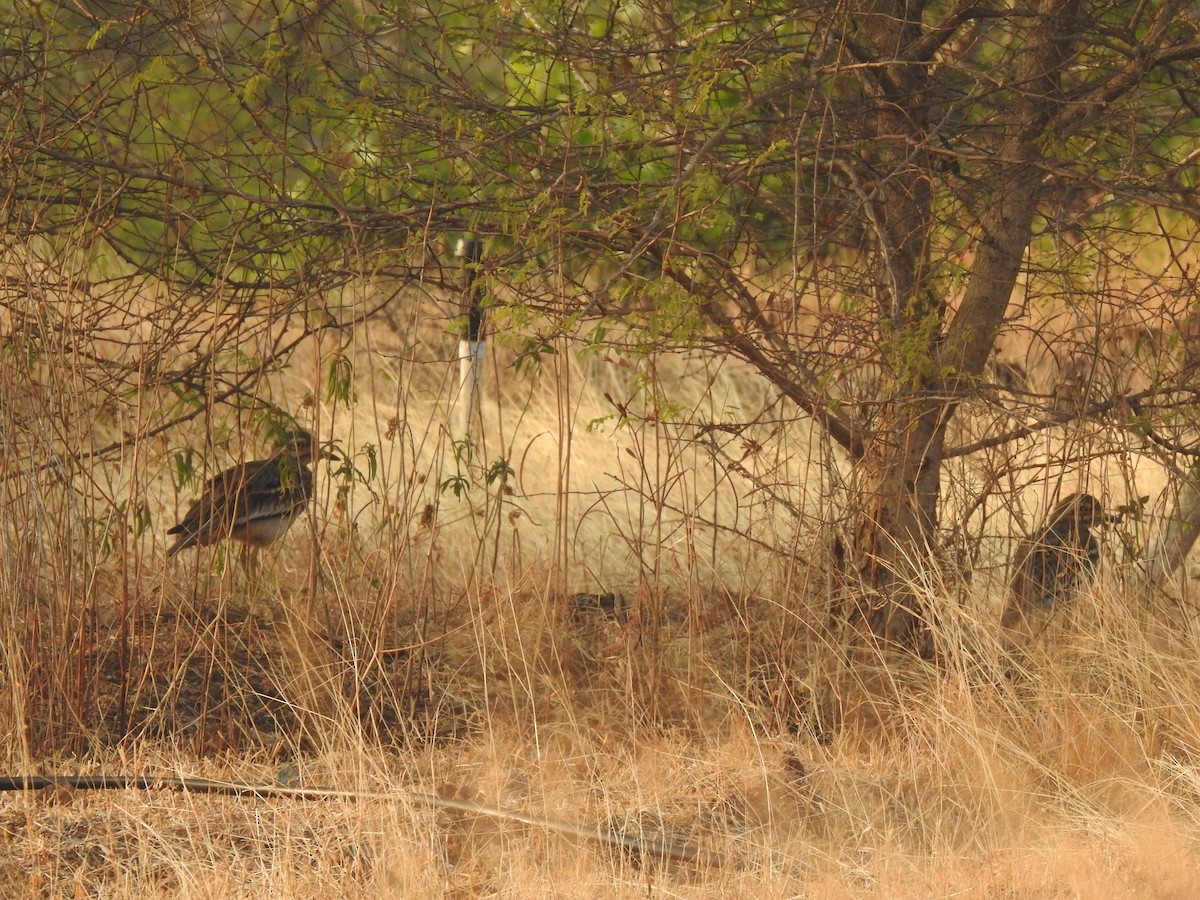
[[1, 272, 1199, 897]]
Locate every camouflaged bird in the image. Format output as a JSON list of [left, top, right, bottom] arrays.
[[1002, 492, 1102, 640], [166, 430, 332, 558]]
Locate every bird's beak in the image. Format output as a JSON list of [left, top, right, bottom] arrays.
[[321, 443, 341, 462]]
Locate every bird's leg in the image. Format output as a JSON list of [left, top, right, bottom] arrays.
[[237, 543, 262, 585]]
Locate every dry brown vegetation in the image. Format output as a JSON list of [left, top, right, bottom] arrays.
[[1, 275, 1200, 898]]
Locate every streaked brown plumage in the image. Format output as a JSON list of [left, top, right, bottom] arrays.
[[1002, 492, 1103, 639], [166, 430, 331, 558]]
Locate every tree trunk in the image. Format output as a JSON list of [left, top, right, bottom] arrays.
[[846, 0, 1082, 650], [1144, 462, 1200, 589]]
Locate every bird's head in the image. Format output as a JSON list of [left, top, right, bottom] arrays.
[[1075, 493, 1102, 524], [279, 429, 339, 465], [1050, 492, 1103, 536]]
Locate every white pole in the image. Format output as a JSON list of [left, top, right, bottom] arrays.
[[452, 237, 485, 443], [454, 336, 486, 440]]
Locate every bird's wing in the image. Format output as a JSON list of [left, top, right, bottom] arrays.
[[169, 453, 315, 541], [238, 461, 314, 523], [170, 460, 269, 535]]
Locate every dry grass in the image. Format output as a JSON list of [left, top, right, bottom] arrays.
[[1, 274, 1199, 897]]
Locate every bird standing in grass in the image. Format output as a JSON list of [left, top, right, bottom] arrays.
[[1002, 492, 1103, 641], [166, 429, 334, 560]]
